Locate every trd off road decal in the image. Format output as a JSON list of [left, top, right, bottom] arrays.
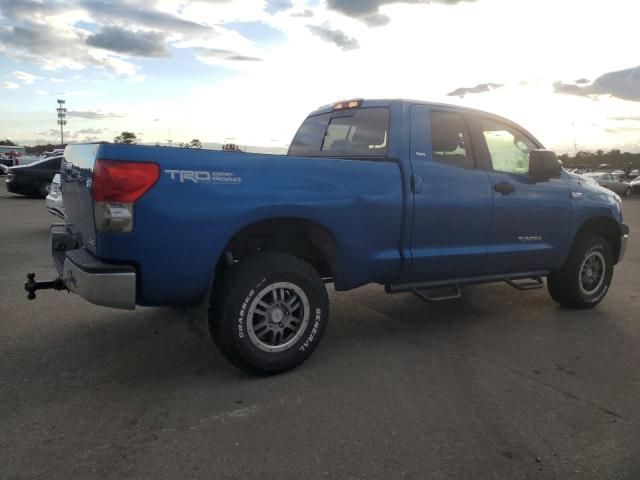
[[165, 170, 242, 184]]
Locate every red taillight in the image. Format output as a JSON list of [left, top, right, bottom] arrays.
[[92, 160, 160, 202]]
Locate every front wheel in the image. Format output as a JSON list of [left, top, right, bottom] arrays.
[[209, 252, 329, 375], [547, 233, 614, 309]]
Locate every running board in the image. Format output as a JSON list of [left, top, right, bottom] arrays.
[[386, 270, 548, 295], [505, 277, 544, 291], [410, 285, 461, 303]]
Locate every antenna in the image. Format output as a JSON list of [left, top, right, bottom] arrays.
[[56, 99, 67, 146]]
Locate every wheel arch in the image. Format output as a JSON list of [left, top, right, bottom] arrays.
[[214, 216, 345, 289], [575, 216, 622, 263]]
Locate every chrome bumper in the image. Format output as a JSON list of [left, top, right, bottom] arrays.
[[52, 225, 136, 310]]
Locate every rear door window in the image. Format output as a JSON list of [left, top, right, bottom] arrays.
[[429, 111, 474, 168], [289, 107, 389, 158]]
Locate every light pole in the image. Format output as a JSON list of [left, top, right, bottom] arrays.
[[56, 99, 67, 146]]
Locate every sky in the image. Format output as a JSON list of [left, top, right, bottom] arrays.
[[0, 0, 639, 153]]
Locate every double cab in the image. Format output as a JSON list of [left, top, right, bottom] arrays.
[[29, 99, 629, 375]]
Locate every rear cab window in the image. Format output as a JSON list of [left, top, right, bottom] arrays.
[[289, 107, 389, 158]]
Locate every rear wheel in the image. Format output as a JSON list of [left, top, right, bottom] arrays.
[[209, 252, 329, 375], [547, 233, 613, 309]]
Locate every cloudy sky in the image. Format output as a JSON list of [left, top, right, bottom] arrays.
[[0, 0, 639, 153]]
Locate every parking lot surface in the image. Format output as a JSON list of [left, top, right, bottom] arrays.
[[1, 182, 639, 480]]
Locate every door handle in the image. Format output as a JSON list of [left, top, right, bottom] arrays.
[[410, 174, 423, 193], [493, 181, 515, 195]]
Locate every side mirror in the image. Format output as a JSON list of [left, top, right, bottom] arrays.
[[529, 149, 561, 179]]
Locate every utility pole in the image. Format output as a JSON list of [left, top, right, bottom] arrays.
[[56, 99, 67, 146]]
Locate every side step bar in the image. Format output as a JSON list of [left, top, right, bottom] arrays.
[[410, 285, 461, 303], [385, 270, 548, 303], [505, 277, 544, 290]]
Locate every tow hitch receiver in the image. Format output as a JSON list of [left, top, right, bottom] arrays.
[[25, 272, 67, 300]]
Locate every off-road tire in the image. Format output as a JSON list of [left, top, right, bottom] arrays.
[[547, 233, 614, 309], [209, 252, 329, 375]]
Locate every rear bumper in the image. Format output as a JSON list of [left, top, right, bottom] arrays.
[[52, 225, 136, 310]]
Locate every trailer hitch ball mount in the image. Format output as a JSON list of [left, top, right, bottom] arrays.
[[24, 272, 67, 300]]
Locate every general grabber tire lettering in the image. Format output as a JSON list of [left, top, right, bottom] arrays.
[[547, 233, 614, 309], [209, 252, 329, 375]]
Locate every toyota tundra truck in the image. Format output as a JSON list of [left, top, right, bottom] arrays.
[[27, 99, 629, 375]]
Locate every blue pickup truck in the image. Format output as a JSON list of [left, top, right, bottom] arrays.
[[28, 99, 629, 375]]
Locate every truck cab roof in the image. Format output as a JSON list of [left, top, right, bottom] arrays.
[[308, 98, 517, 122]]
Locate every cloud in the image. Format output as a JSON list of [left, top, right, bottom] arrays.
[[13, 70, 40, 84], [575, 78, 590, 84], [3, 81, 19, 89], [610, 116, 640, 121], [81, 0, 212, 35], [34, 129, 60, 137], [197, 48, 262, 62], [0, 21, 140, 76], [35, 89, 49, 95], [606, 126, 640, 134], [0, 0, 212, 76], [326, 0, 476, 27], [86, 26, 170, 57], [554, 66, 640, 102], [447, 82, 503, 97], [307, 24, 359, 50], [265, 0, 292, 14], [291, 9, 314, 18], [77, 128, 107, 134], [0, 0, 68, 20], [34, 128, 108, 140], [67, 110, 125, 119]]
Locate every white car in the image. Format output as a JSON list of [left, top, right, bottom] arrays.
[[45, 174, 65, 218]]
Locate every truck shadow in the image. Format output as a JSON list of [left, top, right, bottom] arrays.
[[3, 280, 627, 420]]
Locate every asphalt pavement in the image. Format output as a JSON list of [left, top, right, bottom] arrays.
[[1, 181, 639, 480]]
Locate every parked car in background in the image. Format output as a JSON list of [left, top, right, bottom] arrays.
[[628, 169, 640, 180], [5, 155, 63, 198], [40, 149, 65, 159], [583, 172, 632, 196], [630, 176, 640, 194], [45, 174, 65, 218], [577, 174, 599, 186]]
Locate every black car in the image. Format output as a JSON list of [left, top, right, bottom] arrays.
[[5, 156, 63, 198]]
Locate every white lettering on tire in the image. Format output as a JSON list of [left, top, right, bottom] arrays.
[[299, 308, 322, 352], [237, 288, 255, 339]]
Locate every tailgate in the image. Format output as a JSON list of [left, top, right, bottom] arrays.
[[62, 143, 101, 252]]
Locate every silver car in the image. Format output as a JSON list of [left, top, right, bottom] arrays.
[[45, 173, 65, 219], [584, 172, 632, 197]]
